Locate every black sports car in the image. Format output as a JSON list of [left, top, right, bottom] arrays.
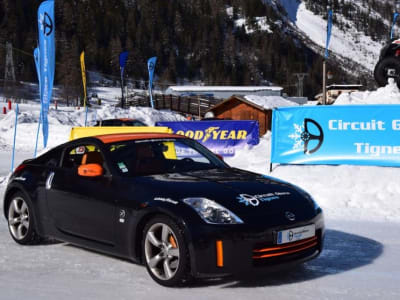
[[3, 132, 324, 286]]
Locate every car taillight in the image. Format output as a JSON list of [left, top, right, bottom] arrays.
[[13, 164, 26, 174]]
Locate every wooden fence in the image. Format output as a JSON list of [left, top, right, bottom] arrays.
[[125, 94, 222, 117]]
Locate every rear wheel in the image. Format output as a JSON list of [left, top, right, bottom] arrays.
[[7, 192, 41, 245], [374, 57, 400, 88], [142, 216, 191, 286]]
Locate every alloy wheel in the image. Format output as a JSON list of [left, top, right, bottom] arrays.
[[8, 197, 30, 240], [144, 223, 180, 281]]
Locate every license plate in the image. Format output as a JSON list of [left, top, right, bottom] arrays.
[[277, 224, 315, 245]]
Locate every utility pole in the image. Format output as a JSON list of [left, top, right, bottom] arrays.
[[294, 73, 308, 97]]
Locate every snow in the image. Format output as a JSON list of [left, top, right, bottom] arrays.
[[0, 85, 400, 298], [235, 17, 272, 34], [245, 95, 299, 109], [279, 0, 384, 72], [335, 79, 400, 105]]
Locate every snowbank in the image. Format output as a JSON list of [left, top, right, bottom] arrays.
[[0, 104, 186, 152], [245, 95, 299, 109], [335, 79, 400, 105], [226, 133, 400, 223]]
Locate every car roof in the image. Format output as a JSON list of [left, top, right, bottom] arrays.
[[94, 132, 185, 144]]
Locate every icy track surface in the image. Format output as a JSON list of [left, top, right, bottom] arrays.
[[0, 210, 398, 300]]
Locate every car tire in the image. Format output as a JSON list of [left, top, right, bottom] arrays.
[[142, 215, 191, 286], [7, 192, 42, 245], [374, 57, 400, 88]]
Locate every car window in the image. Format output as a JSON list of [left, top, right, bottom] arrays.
[[107, 138, 226, 176], [36, 148, 62, 167], [62, 144, 106, 173]]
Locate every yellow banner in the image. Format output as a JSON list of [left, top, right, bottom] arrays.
[[69, 126, 173, 140], [80, 51, 87, 107]]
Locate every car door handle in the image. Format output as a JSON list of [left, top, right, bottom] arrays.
[[46, 172, 55, 190]]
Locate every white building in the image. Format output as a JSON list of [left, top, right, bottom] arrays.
[[165, 86, 283, 99]]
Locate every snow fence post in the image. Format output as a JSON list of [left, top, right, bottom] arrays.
[[84, 106, 89, 127], [11, 104, 19, 172]]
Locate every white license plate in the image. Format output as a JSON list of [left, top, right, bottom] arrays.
[[277, 224, 315, 245]]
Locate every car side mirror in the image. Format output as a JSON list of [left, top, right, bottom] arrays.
[[216, 154, 224, 161], [78, 163, 104, 177]]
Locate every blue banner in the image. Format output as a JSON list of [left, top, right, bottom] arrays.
[[391, 12, 399, 39], [119, 51, 129, 76], [156, 121, 259, 157], [325, 9, 333, 58], [38, 0, 55, 148], [271, 105, 400, 167], [148, 56, 157, 108]]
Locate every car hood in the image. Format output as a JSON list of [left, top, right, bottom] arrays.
[[136, 168, 316, 223]]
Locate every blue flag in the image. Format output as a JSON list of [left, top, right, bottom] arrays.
[[147, 56, 157, 108], [38, 0, 55, 148], [391, 12, 399, 39], [325, 9, 333, 59], [119, 51, 129, 76]]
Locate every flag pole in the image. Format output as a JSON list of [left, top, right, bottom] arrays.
[[11, 104, 19, 172], [34, 108, 43, 157]]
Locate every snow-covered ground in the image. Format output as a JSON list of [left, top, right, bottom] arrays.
[[278, 0, 384, 72], [0, 85, 399, 299]]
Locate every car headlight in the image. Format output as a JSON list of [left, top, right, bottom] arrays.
[[183, 198, 244, 224]]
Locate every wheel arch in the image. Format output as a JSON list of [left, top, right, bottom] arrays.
[[3, 186, 42, 235], [3, 186, 23, 219], [130, 208, 194, 266]]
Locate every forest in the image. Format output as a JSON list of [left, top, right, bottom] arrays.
[[0, 0, 395, 99]]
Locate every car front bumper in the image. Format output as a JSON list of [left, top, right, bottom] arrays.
[[187, 212, 325, 278]]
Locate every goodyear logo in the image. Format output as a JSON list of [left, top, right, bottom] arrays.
[[175, 127, 248, 142]]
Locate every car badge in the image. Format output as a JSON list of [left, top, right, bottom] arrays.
[[119, 209, 126, 223], [285, 211, 296, 221]]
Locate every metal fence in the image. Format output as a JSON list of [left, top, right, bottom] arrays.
[[125, 93, 222, 117]]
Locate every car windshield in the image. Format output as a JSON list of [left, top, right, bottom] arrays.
[[107, 138, 228, 176]]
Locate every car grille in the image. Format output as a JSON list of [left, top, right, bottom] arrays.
[[252, 236, 319, 266]]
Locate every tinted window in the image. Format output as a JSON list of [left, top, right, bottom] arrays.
[[107, 138, 227, 176], [62, 144, 106, 173]]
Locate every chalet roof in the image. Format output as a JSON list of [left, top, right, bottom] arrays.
[[167, 86, 283, 92], [207, 95, 267, 113]]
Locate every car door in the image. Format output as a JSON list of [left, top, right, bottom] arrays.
[[46, 142, 116, 245]]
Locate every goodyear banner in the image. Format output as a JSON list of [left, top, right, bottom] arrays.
[[80, 51, 87, 107], [156, 121, 259, 157], [271, 105, 400, 167], [38, 0, 55, 148]]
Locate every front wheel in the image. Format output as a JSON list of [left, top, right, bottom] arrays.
[[142, 216, 191, 286], [374, 57, 400, 88], [7, 192, 42, 245]]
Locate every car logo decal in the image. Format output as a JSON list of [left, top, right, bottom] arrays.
[[285, 211, 296, 221], [237, 192, 291, 207], [237, 194, 260, 207]]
